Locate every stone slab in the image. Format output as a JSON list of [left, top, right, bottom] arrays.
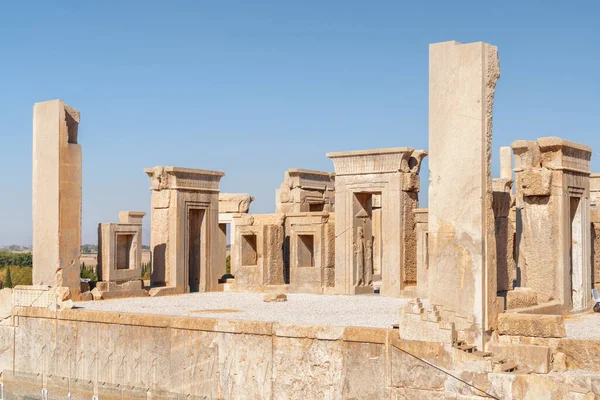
[[489, 343, 551, 373], [497, 313, 566, 338]]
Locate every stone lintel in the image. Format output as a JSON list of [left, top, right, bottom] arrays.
[[327, 147, 427, 176], [118, 211, 146, 225], [281, 168, 335, 192], [143, 166, 225, 176], [285, 212, 332, 225], [537, 136, 592, 154], [286, 168, 334, 179], [145, 166, 224, 192], [219, 193, 254, 213], [413, 208, 428, 224], [492, 178, 513, 193], [512, 137, 591, 173]]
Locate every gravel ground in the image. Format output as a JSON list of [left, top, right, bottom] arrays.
[[564, 313, 600, 340], [76, 292, 407, 329]]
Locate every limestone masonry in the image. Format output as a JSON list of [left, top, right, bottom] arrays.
[[2, 40, 600, 399]]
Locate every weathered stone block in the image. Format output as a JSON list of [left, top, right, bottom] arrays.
[[13, 285, 57, 309], [521, 168, 552, 197], [489, 343, 551, 373], [273, 336, 343, 398], [391, 345, 447, 390], [264, 293, 287, 302], [343, 341, 387, 399], [506, 288, 538, 310], [79, 291, 93, 301], [0, 288, 12, 319], [497, 313, 566, 338], [399, 308, 456, 344]]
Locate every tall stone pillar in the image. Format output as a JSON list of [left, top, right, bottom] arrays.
[[32, 100, 82, 297], [428, 41, 500, 348]]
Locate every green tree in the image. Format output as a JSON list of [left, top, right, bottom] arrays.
[[80, 267, 97, 281], [5, 266, 13, 288]]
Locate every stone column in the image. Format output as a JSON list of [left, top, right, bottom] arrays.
[[591, 174, 600, 289], [414, 209, 429, 298], [32, 100, 82, 298], [493, 178, 515, 292], [500, 146, 513, 180], [428, 41, 500, 348]]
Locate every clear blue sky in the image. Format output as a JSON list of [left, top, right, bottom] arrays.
[[0, 1, 598, 245]]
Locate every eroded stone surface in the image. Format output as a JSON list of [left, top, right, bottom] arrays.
[[273, 336, 344, 398], [428, 41, 500, 348], [497, 313, 566, 338], [32, 99, 82, 298]]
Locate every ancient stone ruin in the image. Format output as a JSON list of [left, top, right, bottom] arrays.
[[2, 40, 600, 399]]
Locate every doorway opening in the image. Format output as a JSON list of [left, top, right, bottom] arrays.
[[298, 234, 315, 267], [188, 208, 205, 292], [570, 196, 583, 310], [116, 233, 134, 270], [241, 234, 258, 266], [353, 192, 381, 292]]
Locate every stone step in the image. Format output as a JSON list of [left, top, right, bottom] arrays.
[[420, 310, 441, 322], [472, 351, 492, 358], [501, 362, 518, 372], [514, 367, 532, 374], [456, 344, 477, 353]]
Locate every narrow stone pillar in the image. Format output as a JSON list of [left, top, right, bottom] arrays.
[[591, 174, 600, 290], [32, 100, 82, 298], [414, 209, 429, 298], [500, 146, 513, 179], [428, 41, 500, 348], [492, 178, 515, 292]]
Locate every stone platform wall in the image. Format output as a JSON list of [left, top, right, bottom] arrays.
[[0, 308, 598, 399]]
